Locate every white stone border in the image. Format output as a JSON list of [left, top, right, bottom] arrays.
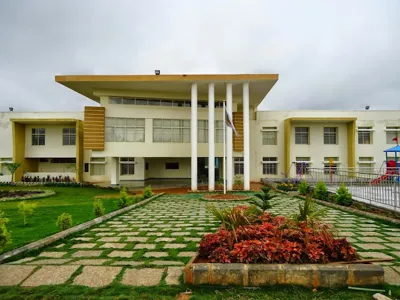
[[0, 193, 164, 264]]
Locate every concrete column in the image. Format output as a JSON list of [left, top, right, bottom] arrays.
[[226, 83, 233, 190], [243, 82, 250, 190], [110, 157, 119, 185], [191, 83, 198, 191], [208, 83, 215, 191]]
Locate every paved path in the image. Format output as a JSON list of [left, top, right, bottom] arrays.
[[1, 193, 399, 287]]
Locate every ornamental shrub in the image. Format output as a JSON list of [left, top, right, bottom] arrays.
[[198, 214, 358, 264], [0, 211, 11, 252], [277, 182, 297, 192], [143, 185, 153, 199], [313, 181, 329, 200], [93, 199, 105, 217], [335, 183, 353, 206], [56, 213, 72, 231], [249, 187, 276, 212], [297, 181, 309, 195], [117, 187, 130, 209], [17, 201, 37, 226]]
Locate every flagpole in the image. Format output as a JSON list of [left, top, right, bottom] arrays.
[[223, 102, 227, 195]]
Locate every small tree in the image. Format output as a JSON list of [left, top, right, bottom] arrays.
[[292, 194, 327, 224], [56, 213, 72, 231], [0, 211, 11, 252], [336, 183, 353, 206], [143, 185, 153, 199], [249, 187, 277, 212], [313, 181, 329, 200], [93, 199, 105, 217], [4, 162, 21, 182], [17, 201, 37, 226]]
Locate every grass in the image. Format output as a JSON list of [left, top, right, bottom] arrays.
[[0, 186, 120, 254], [0, 284, 398, 300]]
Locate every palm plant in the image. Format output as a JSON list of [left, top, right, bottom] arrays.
[[292, 194, 327, 223], [249, 187, 277, 212]]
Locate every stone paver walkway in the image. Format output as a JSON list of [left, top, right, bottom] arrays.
[[1, 193, 399, 287]]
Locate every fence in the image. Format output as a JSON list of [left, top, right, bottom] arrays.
[[299, 168, 400, 212]]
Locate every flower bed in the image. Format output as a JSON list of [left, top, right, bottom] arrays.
[[0, 190, 56, 202], [201, 194, 254, 201], [198, 213, 358, 264]]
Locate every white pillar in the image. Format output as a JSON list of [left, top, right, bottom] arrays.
[[243, 82, 250, 190], [226, 83, 233, 190], [191, 83, 198, 191], [208, 83, 215, 191], [110, 157, 119, 185]]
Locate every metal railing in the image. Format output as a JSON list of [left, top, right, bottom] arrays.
[[299, 168, 400, 212]]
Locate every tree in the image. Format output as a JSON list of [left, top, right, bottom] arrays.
[[249, 187, 277, 212], [4, 162, 21, 182]]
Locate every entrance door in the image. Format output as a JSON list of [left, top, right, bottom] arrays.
[[197, 157, 220, 184]]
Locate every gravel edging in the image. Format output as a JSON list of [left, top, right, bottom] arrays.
[[0, 193, 164, 264], [296, 195, 400, 226]]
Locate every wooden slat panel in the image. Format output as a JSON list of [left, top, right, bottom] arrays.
[[233, 112, 244, 152], [84, 106, 105, 150]]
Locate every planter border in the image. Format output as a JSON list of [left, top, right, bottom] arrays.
[[0, 193, 164, 264], [0, 189, 56, 202], [184, 259, 384, 288], [200, 194, 255, 202]]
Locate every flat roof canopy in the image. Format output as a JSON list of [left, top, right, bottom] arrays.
[[11, 118, 78, 125], [55, 74, 278, 106]]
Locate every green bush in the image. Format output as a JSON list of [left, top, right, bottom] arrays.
[[313, 181, 329, 200], [0, 211, 11, 252], [297, 181, 309, 195], [93, 199, 105, 217], [143, 185, 153, 199], [56, 213, 73, 231], [249, 187, 276, 212], [335, 183, 353, 206], [292, 195, 327, 223], [116, 187, 130, 209], [17, 201, 37, 226]]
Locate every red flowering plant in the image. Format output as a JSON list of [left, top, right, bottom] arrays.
[[199, 203, 359, 264]]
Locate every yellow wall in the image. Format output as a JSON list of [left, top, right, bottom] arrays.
[[283, 119, 291, 175], [347, 120, 356, 169], [76, 120, 84, 182], [12, 122, 25, 181]]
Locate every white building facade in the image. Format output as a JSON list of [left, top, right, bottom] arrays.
[[0, 74, 399, 190]]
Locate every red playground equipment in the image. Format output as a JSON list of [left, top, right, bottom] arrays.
[[370, 145, 400, 185]]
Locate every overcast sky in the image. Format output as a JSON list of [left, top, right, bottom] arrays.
[[0, 0, 399, 112]]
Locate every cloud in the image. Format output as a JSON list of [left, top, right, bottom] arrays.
[[0, 0, 399, 112]]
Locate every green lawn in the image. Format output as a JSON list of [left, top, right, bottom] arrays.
[[0, 284, 398, 300], [0, 186, 120, 254]]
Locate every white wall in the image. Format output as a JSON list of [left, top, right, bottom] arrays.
[[38, 162, 76, 172], [25, 124, 76, 158], [146, 157, 191, 179]]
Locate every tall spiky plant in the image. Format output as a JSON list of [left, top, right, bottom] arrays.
[[292, 194, 327, 223], [249, 187, 277, 212]]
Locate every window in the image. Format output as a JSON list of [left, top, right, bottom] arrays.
[[109, 97, 224, 108], [323, 127, 337, 145], [84, 163, 89, 173], [358, 127, 373, 144], [295, 127, 309, 144], [120, 157, 135, 175], [90, 157, 105, 176], [198, 120, 208, 143], [358, 157, 375, 173], [215, 120, 224, 143], [262, 157, 278, 175], [153, 119, 190, 143], [295, 157, 311, 175], [323, 157, 339, 174], [145, 162, 149, 170], [32, 128, 45, 145], [62, 128, 76, 145], [166, 162, 179, 170], [0, 158, 12, 175], [234, 157, 244, 175], [105, 118, 145, 142], [386, 126, 400, 144], [52, 158, 76, 164], [262, 127, 277, 145]]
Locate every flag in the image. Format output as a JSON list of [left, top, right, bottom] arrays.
[[225, 107, 240, 136], [393, 137, 398, 143]]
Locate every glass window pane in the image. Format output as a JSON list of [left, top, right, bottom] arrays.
[[114, 127, 125, 142], [136, 119, 145, 127], [115, 118, 125, 126]]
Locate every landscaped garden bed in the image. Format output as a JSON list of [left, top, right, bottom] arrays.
[[0, 190, 55, 202], [186, 194, 386, 288], [201, 194, 254, 201]]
